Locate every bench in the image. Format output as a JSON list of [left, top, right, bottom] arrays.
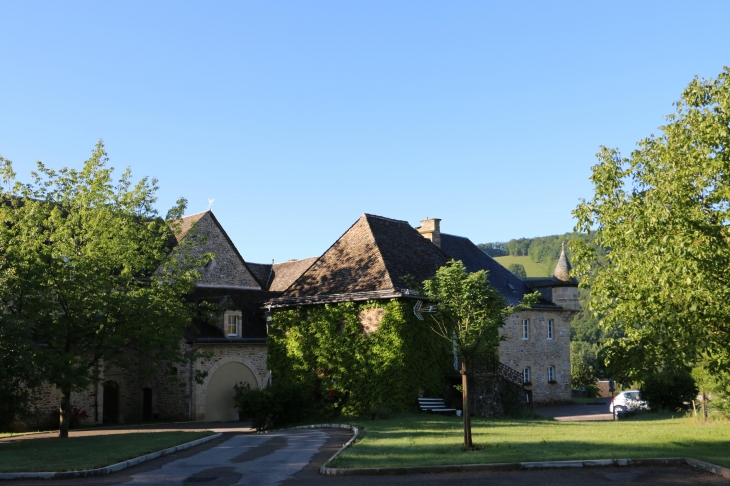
[[418, 397, 458, 414]]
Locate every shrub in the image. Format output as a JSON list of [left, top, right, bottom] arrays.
[[640, 371, 698, 412], [234, 381, 313, 431]]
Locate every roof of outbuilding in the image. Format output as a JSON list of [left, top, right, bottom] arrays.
[[439, 233, 531, 305], [278, 214, 448, 302], [270, 257, 319, 291]]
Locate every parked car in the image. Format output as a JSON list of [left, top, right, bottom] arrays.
[[610, 390, 649, 413]]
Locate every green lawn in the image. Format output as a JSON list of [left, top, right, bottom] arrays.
[[332, 413, 730, 469], [0, 432, 212, 473], [493, 256, 550, 277]]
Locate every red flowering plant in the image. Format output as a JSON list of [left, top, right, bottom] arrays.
[[51, 406, 89, 429]]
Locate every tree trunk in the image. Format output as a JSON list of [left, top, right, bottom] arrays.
[[461, 360, 472, 449], [59, 387, 72, 438]]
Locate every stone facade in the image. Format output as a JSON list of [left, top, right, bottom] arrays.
[[192, 344, 268, 421], [498, 309, 576, 403], [177, 212, 261, 290]]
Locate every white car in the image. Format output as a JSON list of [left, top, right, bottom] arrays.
[[610, 390, 649, 413]]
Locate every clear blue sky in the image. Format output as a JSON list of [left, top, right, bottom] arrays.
[[1, 1, 729, 263]]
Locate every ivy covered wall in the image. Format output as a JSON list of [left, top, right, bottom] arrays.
[[267, 300, 452, 415]]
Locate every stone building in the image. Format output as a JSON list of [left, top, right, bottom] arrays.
[[32, 211, 577, 425]]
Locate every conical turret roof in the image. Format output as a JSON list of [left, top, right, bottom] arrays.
[[553, 242, 576, 283]]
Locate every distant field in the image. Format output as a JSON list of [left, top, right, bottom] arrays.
[[493, 256, 549, 277]]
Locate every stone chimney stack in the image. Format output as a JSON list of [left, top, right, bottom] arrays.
[[417, 218, 442, 248]]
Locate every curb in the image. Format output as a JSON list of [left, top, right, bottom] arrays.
[[321, 455, 730, 478], [0, 432, 223, 480]]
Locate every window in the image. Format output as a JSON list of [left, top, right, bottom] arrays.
[[548, 366, 556, 383], [225, 312, 241, 337], [547, 319, 554, 340], [522, 319, 530, 340], [523, 367, 531, 384]]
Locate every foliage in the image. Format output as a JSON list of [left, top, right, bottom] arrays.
[[0, 318, 41, 431], [476, 242, 508, 257], [0, 141, 205, 437], [640, 371, 698, 412], [422, 260, 539, 447], [573, 67, 730, 378], [570, 341, 603, 395], [233, 381, 310, 431], [480, 233, 601, 275], [423, 260, 539, 366], [506, 263, 527, 279], [691, 364, 730, 419], [268, 300, 452, 416]]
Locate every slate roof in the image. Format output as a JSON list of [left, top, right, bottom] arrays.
[[272, 214, 448, 306], [439, 233, 531, 306], [247, 262, 273, 290], [270, 257, 319, 291]]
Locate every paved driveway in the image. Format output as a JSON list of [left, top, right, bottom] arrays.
[[535, 399, 615, 421]]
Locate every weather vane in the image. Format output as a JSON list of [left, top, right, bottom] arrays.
[[207, 198, 214, 211]]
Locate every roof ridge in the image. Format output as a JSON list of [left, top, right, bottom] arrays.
[[363, 213, 409, 224]]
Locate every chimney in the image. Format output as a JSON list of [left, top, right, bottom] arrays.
[[418, 218, 442, 248]]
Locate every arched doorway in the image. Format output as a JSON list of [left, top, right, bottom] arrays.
[[204, 362, 257, 421], [103, 381, 119, 424]]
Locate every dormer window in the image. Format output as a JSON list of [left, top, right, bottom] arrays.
[[225, 311, 242, 337]]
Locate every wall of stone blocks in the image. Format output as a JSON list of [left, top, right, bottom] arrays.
[[192, 344, 268, 421], [178, 213, 261, 289], [27, 382, 100, 428], [498, 309, 576, 403]]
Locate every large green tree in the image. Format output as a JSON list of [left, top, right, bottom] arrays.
[[573, 67, 730, 380], [422, 260, 538, 448], [0, 142, 203, 437]]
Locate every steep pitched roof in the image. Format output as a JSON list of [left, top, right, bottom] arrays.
[[439, 233, 531, 306], [553, 242, 577, 283], [275, 214, 447, 305]]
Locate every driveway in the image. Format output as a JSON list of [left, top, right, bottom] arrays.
[[535, 399, 615, 421]]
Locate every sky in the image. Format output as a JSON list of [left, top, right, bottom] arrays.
[[1, 1, 729, 263]]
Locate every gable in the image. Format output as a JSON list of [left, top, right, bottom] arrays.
[[176, 211, 262, 290]]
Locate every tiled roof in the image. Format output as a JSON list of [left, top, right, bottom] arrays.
[[279, 214, 447, 301], [440, 233, 531, 306], [270, 257, 319, 291]]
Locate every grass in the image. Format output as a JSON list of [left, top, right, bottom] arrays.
[[0, 432, 212, 473], [332, 413, 730, 469], [493, 256, 550, 277]]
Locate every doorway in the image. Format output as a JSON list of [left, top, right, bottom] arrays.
[[102, 381, 119, 424], [142, 388, 152, 421]]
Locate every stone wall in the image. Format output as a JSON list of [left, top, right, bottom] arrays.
[[192, 343, 268, 421], [498, 309, 575, 403], [28, 382, 100, 428], [180, 212, 261, 289]]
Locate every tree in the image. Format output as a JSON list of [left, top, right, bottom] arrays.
[[507, 263, 527, 279], [0, 318, 41, 430], [573, 67, 730, 380], [422, 260, 538, 448], [0, 142, 204, 438]]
